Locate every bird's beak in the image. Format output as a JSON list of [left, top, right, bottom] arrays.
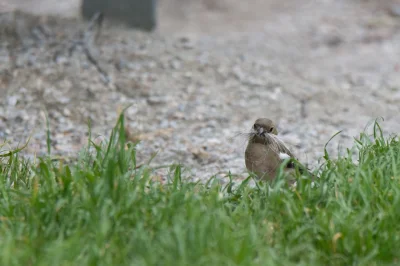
[[257, 127, 264, 135]]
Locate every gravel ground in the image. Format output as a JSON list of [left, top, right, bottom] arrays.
[[2, 0, 400, 183]]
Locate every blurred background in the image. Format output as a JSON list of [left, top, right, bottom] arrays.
[[2, 0, 400, 182], [3, 0, 399, 33]]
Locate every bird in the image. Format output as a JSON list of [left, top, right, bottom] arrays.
[[245, 118, 313, 182]]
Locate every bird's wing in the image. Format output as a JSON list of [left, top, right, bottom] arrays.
[[267, 134, 313, 176], [266, 134, 295, 158]]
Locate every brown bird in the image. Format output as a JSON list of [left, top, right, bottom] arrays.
[[245, 118, 313, 182]]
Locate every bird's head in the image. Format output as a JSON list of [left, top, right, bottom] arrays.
[[252, 118, 278, 137]]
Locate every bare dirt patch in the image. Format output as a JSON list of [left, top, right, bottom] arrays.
[[2, 0, 400, 182]]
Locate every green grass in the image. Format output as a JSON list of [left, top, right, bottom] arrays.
[[0, 115, 400, 266]]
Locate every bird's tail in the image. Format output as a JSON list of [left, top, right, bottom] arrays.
[[287, 157, 316, 180]]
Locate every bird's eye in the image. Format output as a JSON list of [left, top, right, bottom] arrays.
[[269, 127, 274, 133]]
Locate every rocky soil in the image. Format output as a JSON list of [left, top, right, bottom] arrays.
[[2, 0, 400, 183]]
